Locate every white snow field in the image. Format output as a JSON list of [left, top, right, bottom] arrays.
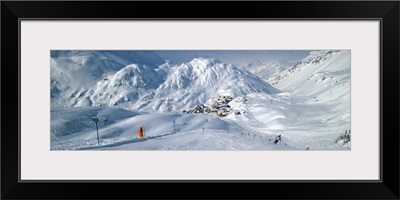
[[51, 50, 351, 150]]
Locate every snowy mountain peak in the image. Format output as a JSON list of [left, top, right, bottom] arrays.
[[297, 50, 341, 66], [107, 64, 159, 89], [190, 57, 221, 65], [159, 58, 277, 92], [185, 57, 226, 73], [267, 50, 346, 91]]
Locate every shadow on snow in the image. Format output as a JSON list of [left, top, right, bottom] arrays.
[[77, 131, 177, 150]]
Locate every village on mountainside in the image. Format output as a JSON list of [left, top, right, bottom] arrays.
[[182, 95, 246, 117]]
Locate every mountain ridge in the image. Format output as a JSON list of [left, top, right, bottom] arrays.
[[51, 52, 279, 112]]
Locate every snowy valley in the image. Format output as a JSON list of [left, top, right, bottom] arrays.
[[51, 50, 351, 150]]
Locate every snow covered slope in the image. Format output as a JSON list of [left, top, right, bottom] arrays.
[[51, 107, 297, 150], [268, 50, 348, 92]]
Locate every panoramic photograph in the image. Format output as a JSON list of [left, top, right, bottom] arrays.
[[50, 50, 351, 150]]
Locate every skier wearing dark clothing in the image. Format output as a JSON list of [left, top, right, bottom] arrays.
[[274, 134, 282, 144]]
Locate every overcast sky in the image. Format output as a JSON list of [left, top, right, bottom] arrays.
[[154, 50, 313, 68]]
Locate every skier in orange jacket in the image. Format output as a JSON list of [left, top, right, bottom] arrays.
[[138, 127, 144, 138]]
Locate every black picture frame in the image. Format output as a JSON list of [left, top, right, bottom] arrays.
[[2, 1, 399, 199]]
